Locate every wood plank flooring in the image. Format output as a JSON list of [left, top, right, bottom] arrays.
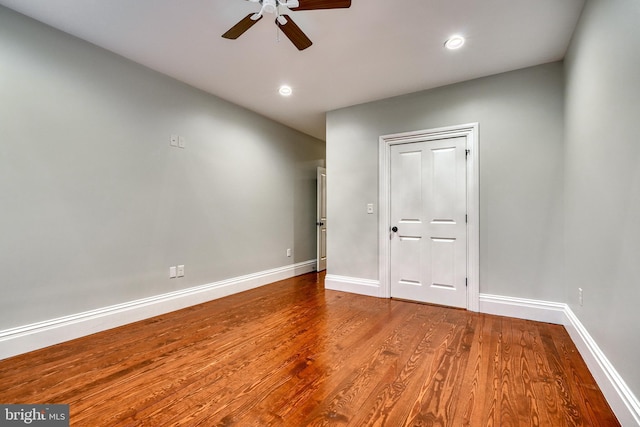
[[0, 272, 619, 426]]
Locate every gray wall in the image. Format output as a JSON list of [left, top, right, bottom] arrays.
[[327, 62, 566, 301], [0, 6, 325, 329], [327, 0, 640, 404], [564, 0, 640, 401]]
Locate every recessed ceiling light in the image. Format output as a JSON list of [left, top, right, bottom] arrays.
[[444, 35, 465, 50], [279, 85, 293, 96]]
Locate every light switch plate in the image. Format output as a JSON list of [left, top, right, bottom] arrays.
[[169, 266, 177, 278], [177, 265, 185, 277], [170, 135, 178, 147]]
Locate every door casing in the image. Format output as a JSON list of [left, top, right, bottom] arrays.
[[379, 123, 479, 311]]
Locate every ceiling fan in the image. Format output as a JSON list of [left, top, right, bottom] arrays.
[[222, 0, 352, 51]]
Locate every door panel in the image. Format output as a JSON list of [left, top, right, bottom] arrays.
[[431, 147, 457, 221], [395, 150, 423, 222], [390, 137, 467, 308], [431, 237, 455, 288]]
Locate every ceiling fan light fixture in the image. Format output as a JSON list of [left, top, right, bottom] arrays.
[[262, 0, 277, 14], [444, 35, 465, 50], [279, 85, 293, 96]]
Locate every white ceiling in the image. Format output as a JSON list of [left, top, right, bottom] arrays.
[[0, 0, 585, 140]]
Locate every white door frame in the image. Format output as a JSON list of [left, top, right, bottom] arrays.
[[378, 123, 480, 311]]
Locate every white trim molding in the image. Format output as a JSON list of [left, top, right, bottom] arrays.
[[563, 307, 640, 427], [324, 274, 381, 298], [379, 123, 480, 311], [0, 260, 316, 361], [479, 293, 567, 325], [479, 293, 640, 426]]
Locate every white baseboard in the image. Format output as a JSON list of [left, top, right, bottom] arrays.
[[0, 260, 316, 361], [324, 274, 381, 297], [479, 293, 640, 426], [479, 293, 567, 325], [562, 307, 640, 427]]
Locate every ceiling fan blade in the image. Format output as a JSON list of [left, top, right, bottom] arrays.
[[276, 15, 313, 50], [289, 0, 351, 11], [222, 14, 262, 39]]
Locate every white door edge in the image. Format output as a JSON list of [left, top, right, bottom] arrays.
[[378, 123, 480, 311], [316, 167, 327, 272]]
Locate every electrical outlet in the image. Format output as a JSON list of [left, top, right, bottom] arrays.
[[169, 266, 177, 279], [170, 135, 178, 147], [578, 288, 583, 306], [367, 203, 374, 214], [177, 265, 185, 277]]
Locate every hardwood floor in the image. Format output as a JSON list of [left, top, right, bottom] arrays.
[[0, 272, 619, 426]]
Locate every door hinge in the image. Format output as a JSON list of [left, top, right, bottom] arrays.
[[466, 277, 468, 287], [465, 214, 468, 223], [465, 149, 470, 158]]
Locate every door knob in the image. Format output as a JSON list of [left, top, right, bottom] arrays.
[[391, 226, 398, 232]]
